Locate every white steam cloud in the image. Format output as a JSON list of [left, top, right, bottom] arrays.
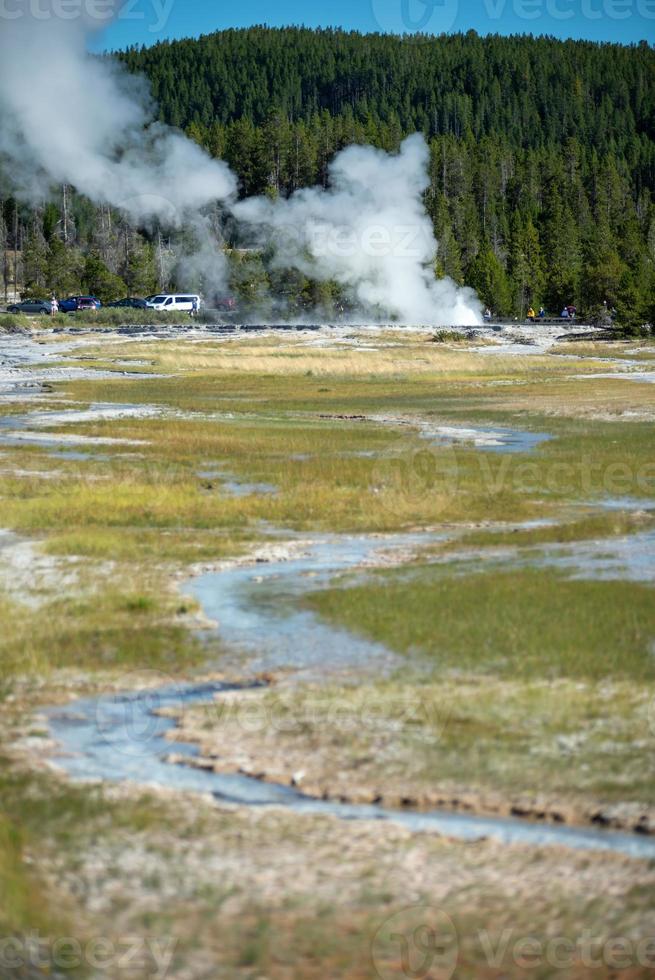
[[0, 3, 480, 325], [0, 8, 236, 214], [235, 135, 481, 326], [0, 3, 236, 295]]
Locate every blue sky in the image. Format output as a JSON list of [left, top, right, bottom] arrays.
[[93, 0, 654, 51]]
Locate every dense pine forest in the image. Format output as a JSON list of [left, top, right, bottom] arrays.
[[2, 27, 654, 323]]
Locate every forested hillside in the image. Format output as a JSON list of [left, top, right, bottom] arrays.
[[120, 28, 652, 153], [2, 28, 654, 322]]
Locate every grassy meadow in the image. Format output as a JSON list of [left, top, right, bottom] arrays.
[[1, 325, 654, 976]]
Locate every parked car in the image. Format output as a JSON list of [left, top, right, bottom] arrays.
[[145, 294, 201, 313], [59, 295, 102, 313], [6, 299, 51, 315], [106, 297, 148, 309]]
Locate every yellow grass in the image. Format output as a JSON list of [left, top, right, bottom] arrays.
[[77, 334, 608, 379]]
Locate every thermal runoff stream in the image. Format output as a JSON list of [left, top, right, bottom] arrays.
[[46, 531, 655, 860]]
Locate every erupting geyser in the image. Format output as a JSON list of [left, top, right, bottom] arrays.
[[235, 134, 481, 326], [0, 2, 481, 325]]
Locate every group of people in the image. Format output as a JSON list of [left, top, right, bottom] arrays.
[[527, 305, 576, 320], [483, 304, 577, 322]]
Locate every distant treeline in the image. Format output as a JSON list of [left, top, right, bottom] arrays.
[[1, 28, 654, 323]]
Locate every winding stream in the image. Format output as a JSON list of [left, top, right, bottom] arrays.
[[3, 333, 653, 860], [47, 532, 655, 860]]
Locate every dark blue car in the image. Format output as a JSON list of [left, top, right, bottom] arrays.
[[59, 296, 102, 312]]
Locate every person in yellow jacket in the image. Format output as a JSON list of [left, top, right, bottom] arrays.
[[527, 306, 536, 321]]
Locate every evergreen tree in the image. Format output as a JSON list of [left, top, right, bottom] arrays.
[[47, 238, 83, 297], [83, 252, 127, 302], [581, 248, 627, 310], [466, 244, 512, 315], [542, 181, 582, 312], [23, 217, 49, 295], [508, 214, 545, 316]]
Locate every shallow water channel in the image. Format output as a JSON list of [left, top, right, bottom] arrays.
[[47, 532, 655, 860], [4, 333, 652, 858]]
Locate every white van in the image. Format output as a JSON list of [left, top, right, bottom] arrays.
[[146, 294, 201, 313]]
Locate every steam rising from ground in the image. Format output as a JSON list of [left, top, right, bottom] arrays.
[[0, 9, 236, 216], [235, 135, 480, 325], [0, 4, 480, 324], [0, 4, 236, 296]]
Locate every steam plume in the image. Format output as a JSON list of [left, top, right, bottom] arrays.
[[0, 3, 236, 294], [0, 5, 480, 324], [234, 134, 481, 326]]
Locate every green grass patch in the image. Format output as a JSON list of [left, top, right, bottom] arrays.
[[0, 313, 33, 332], [42, 526, 253, 562], [57, 356, 598, 414], [0, 812, 52, 936], [306, 566, 655, 681], [3, 402, 654, 542], [0, 578, 206, 682]]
